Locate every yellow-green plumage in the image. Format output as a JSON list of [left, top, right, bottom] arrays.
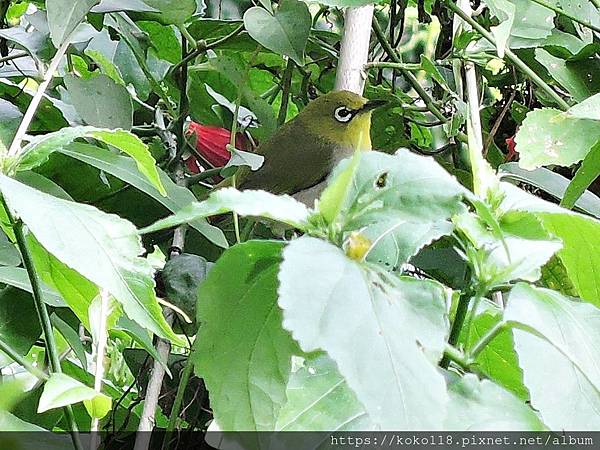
[[234, 90, 385, 204]]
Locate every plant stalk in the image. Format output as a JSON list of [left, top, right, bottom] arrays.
[[440, 290, 472, 369], [469, 321, 506, 359], [277, 58, 294, 126], [528, 0, 600, 34], [0, 336, 48, 381]]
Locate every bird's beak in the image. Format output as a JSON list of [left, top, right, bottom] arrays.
[[360, 99, 388, 113]]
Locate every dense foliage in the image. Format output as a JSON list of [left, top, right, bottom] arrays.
[[1, 0, 600, 448]]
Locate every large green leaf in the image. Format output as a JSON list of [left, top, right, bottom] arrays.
[[0, 266, 64, 307], [16, 126, 166, 196], [514, 108, 600, 170], [243, 0, 311, 65], [60, 143, 227, 248], [138, 0, 197, 25], [537, 213, 600, 307], [499, 162, 600, 218], [505, 283, 600, 429], [0, 175, 179, 344], [38, 373, 111, 417], [64, 74, 133, 130], [565, 92, 600, 121], [141, 188, 310, 234], [0, 99, 22, 152], [535, 49, 600, 101], [46, 0, 97, 47], [0, 287, 41, 368], [275, 353, 373, 432], [330, 151, 467, 270], [445, 373, 544, 430], [194, 241, 298, 432], [278, 236, 449, 429]]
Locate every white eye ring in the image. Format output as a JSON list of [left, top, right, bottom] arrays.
[[334, 106, 353, 123]]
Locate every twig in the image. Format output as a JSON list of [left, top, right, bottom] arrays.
[[365, 61, 422, 71], [185, 167, 224, 186], [0, 336, 48, 380], [7, 38, 71, 158], [89, 289, 111, 450], [277, 58, 294, 126], [483, 89, 516, 155], [161, 340, 199, 450], [0, 51, 28, 64]]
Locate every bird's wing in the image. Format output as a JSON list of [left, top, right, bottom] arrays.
[[239, 121, 337, 195]]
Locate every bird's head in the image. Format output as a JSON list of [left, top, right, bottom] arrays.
[[299, 90, 387, 150]]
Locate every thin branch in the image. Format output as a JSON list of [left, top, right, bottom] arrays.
[[0, 336, 48, 381], [161, 340, 199, 450], [277, 59, 294, 126], [0, 51, 28, 64], [444, 0, 571, 111], [7, 38, 71, 158], [185, 167, 224, 186], [365, 61, 422, 71]]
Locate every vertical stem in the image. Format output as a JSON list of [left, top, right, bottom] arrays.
[[8, 206, 82, 450], [277, 58, 294, 126], [161, 340, 199, 450], [335, 5, 374, 94], [134, 37, 190, 450], [89, 289, 111, 450], [230, 91, 243, 244], [440, 291, 471, 368]]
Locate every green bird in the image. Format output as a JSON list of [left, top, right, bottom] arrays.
[[230, 90, 386, 205]]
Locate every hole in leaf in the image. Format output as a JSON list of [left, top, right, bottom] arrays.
[[374, 172, 389, 189]]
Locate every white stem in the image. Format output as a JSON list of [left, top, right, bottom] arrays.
[[7, 37, 71, 158], [134, 310, 174, 450], [335, 5, 374, 95], [89, 290, 110, 450]]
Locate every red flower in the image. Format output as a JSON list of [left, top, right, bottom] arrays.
[[505, 134, 519, 162], [185, 122, 249, 174]]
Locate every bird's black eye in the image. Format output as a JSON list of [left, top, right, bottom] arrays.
[[334, 106, 353, 123]]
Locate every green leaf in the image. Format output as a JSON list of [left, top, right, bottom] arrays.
[[537, 213, 600, 307], [194, 241, 298, 432], [28, 237, 97, 327], [505, 283, 600, 429], [243, 0, 311, 65], [91, 0, 159, 13], [51, 314, 87, 370], [0, 287, 41, 368], [0, 231, 20, 267], [562, 141, 600, 209], [141, 188, 310, 234], [60, 143, 227, 247], [17, 126, 166, 196], [46, 0, 97, 47], [0, 99, 22, 153], [445, 373, 544, 430], [312, 0, 375, 4], [459, 308, 528, 400], [0, 267, 64, 307], [330, 151, 467, 269], [38, 373, 111, 414], [278, 236, 449, 429], [483, 0, 515, 57], [139, 0, 197, 25], [0, 175, 180, 344], [499, 162, 600, 218], [535, 49, 600, 101], [566, 92, 600, 121], [64, 74, 133, 130], [275, 353, 374, 432], [318, 151, 361, 224], [514, 108, 600, 170]]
